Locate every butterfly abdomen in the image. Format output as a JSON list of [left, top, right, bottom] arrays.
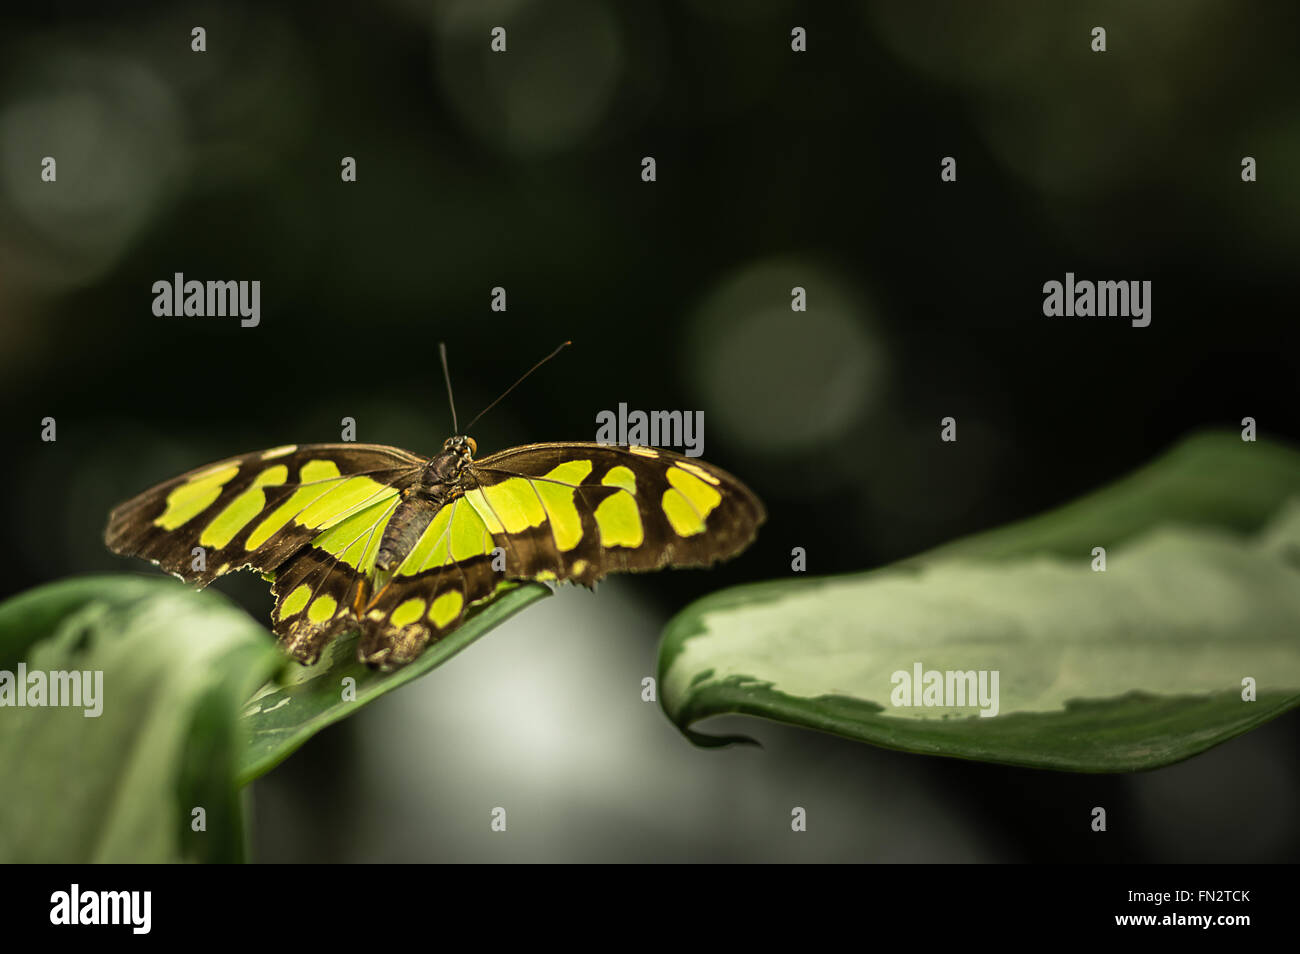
[[374, 486, 447, 572]]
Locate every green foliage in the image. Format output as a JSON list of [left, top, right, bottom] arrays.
[[0, 577, 281, 862], [0, 575, 548, 861], [659, 432, 1300, 771], [3, 431, 1297, 864]]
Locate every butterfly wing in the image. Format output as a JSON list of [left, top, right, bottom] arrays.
[[105, 443, 425, 662], [355, 495, 506, 667], [105, 443, 424, 583], [466, 442, 766, 584], [264, 490, 412, 663]]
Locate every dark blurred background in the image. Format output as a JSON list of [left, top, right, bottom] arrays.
[[2, 0, 1297, 861]]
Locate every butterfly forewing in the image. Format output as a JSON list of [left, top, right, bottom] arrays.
[[104, 443, 424, 585], [468, 442, 766, 583]]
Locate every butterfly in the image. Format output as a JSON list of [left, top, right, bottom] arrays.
[[104, 343, 765, 669]]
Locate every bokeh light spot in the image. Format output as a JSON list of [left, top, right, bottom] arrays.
[[688, 258, 887, 456], [432, 0, 624, 157]]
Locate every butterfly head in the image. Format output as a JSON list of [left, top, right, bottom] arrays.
[[433, 340, 565, 484], [418, 436, 475, 488], [421, 434, 477, 485], [443, 434, 477, 460]]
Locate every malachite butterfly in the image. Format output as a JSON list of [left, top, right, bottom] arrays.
[[104, 344, 765, 669]]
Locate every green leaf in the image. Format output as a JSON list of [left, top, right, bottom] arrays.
[[918, 430, 1300, 562], [237, 581, 550, 784], [659, 431, 1300, 771], [0, 576, 282, 862]]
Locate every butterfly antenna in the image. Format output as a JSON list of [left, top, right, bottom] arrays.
[[439, 342, 460, 434], [465, 340, 572, 434]]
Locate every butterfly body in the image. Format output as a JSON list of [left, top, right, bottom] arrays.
[[106, 435, 764, 670], [374, 439, 475, 573]]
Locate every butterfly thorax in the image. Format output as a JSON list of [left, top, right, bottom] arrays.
[[374, 439, 474, 573]]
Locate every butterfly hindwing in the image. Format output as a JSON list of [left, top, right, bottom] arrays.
[[358, 559, 501, 667], [269, 492, 405, 662], [354, 495, 503, 666]]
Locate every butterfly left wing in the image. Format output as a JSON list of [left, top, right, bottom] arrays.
[[105, 443, 424, 584], [105, 443, 426, 663], [266, 490, 410, 663]]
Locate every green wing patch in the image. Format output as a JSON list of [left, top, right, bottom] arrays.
[[395, 497, 496, 573]]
